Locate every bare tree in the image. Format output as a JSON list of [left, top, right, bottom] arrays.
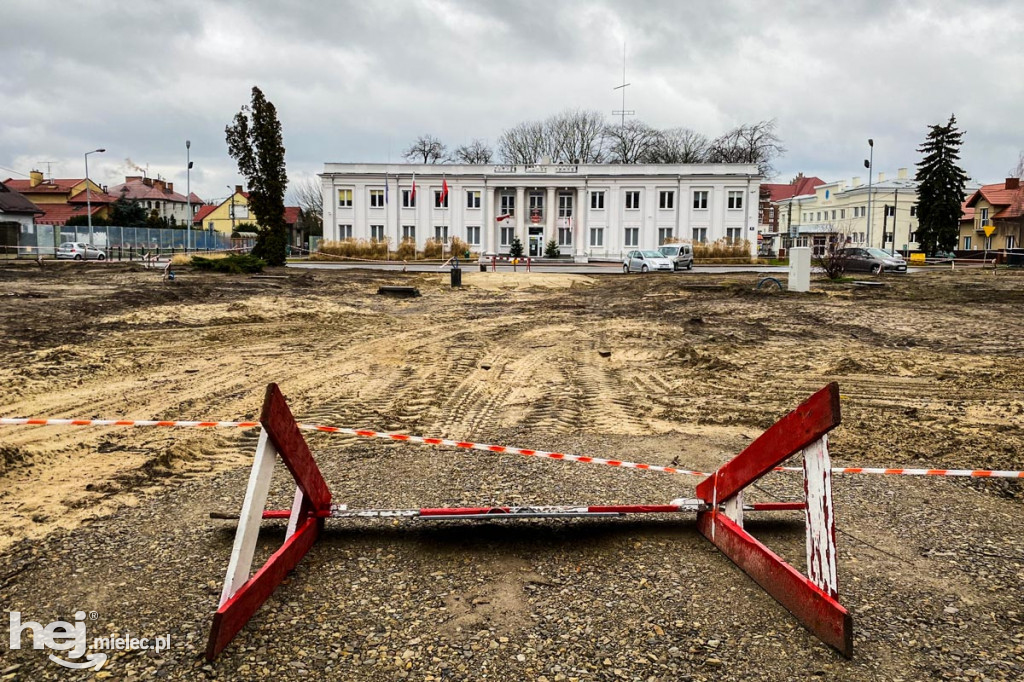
[[546, 109, 607, 163], [605, 120, 662, 164], [451, 139, 494, 164], [498, 121, 549, 164], [1009, 150, 1024, 180], [645, 127, 709, 163], [403, 134, 447, 164], [288, 175, 323, 236], [707, 119, 786, 177], [814, 220, 856, 279]]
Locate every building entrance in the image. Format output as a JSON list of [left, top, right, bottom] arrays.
[[528, 227, 544, 257]]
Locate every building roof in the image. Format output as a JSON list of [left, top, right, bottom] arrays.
[[188, 192, 205, 204], [192, 205, 217, 223], [965, 179, 1024, 219], [108, 177, 191, 204], [0, 182, 44, 214], [284, 206, 301, 226], [763, 176, 825, 202], [68, 189, 118, 204], [3, 177, 86, 194], [36, 203, 104, 226]]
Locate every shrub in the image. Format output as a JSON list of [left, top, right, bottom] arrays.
[[191, 253, 266, 274], [396, 238, 416, 261], [544, 239, 561, 258], [423, 238, 442, 259], [693, 239, 753, 262], [316, 239, 390, 260], [450, 237, 471, 259]]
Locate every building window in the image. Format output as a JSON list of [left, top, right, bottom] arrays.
[[910, 231, 918, 243], [1006, 235, 1016, 249], [840, 209, 845, 219], [370, 224, 385, 241], [693, 191, 708, 209], [402, 225, 415, 242], [692, 227, 707, 243], [208, 221, 214, 230], [657, 227, 674, 245], [659, 191, 674, 209], [589, 227, 604, 247], [434, 190, 448, 209], [401, 189, 415, 208], [338, 224, 353, 240], [338, 189, 353, 207], [910, 204, 917, 217], [370, 189, 385, 208], [831, 210, 836, 220], [590, 191, 605, 209], [466, 190, 480, 209], [624, 227, 639, 247], [466, 225, 480, 245], [726, 227, 742, 243], [558, 194, 573, 217], [500, 193, 515, 216], [434, 225, 448, 242], [885, 205, 895, 217], [500, 226, 514, 246], [963, 235, 971, 249], [625, 191, 640, 210], [558, 227, 572, 246], [727, 191, 743, 209], [528, 192, 544, 210], [816, 211, 822, 221]]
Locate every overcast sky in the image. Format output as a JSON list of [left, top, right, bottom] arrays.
[[2, 0, 1022, 204]]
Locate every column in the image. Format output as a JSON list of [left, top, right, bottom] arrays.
[[546, 186, 556, 249], [515, 186, 525, 242], [482, 182, 494, 256], [575, 186, 587, 262]]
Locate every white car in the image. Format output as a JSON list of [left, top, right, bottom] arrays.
[[56, 242, 106, 260], [623, 250, 674, 273]]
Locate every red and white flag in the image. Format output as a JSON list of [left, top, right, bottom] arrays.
[[410, 174, 416, 201], [440, 177, 448, 205]]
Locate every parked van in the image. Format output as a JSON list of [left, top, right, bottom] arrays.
[[657, 244, 693, 270]]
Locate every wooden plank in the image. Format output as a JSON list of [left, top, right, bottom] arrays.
[[697, 511, 853, 657], [285, 486, 305, 541], [803, 436, 839, 599], [217, 429, 277, 607], [260, 383, 331, 512], [206, 516, 320, 660], [696, 383, 841, 503]]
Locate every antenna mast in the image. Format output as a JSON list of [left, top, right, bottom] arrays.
[[612, 42, 635, 126]]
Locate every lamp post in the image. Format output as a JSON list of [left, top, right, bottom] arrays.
[[864, 139, 874, 248], [85, 148, 106, 256], [186, 140, 193, 252], [226, 185, 236, 234]]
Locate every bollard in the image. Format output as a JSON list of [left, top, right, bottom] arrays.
[[450, 265, 462, 287]]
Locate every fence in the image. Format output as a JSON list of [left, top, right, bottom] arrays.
[[1, 224, 233, 259]]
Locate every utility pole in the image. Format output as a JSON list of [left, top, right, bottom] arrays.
[[85, 148, 106, 256], [186, 140, 192, 252], [612, 42, 634, 127], [864, 139, 874, 247], [227, 186, 236, 234]]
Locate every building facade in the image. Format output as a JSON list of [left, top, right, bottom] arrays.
[[320, 163, 761, 260], [959, 178, 1023, 252], [773, 169, 921, 255], [108, 176, 204, 226]]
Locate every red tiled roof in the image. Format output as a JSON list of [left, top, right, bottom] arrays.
[[965, 181, 1024, 219], [108, 178, 191, 204], [36, 203, 104, 226], [284, 206, 302, 226], [188, 192, 204, 204], [763, 176, 826, 202], [192, 205, 217, 224], [68, 189, 117, 204], [4, 178, 87, 194]]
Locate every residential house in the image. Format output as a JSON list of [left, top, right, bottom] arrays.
[[193, 186, 304, 247], [3, 170, 116, 226], [959, 178, 1023, 252], [774, 169, 921, 255], [0, 181, 44, 256], [107, 176, 205, 226]]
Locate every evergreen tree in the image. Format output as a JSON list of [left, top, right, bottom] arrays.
[[509, 236, 524, 259], [225, 86, 288, 266], [914, 115, 968, 255], [108, 196, 147, 226]]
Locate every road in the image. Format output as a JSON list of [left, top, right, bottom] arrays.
[[289, 260, 793, 274]]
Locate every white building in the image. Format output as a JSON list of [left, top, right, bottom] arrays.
[[320, 163, 761, 261]]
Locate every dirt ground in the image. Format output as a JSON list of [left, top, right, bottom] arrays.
[[1, 261, 1022, 681]]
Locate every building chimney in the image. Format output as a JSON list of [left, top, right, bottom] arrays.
[[897, 168, 908, 180], [852, 176, 861, 186], [143, 177, 153, 187], [1007, 178, 1021, 190], [235, 185, 243, 194], [167, 182, 173, 193], [126, 175, 142, 182], [29, 170, 44, 187], [877, 172, 886, 182]]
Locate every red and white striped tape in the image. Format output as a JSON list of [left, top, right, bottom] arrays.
[[2, 417, 1022, 479]]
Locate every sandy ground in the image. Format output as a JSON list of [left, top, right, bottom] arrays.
[[1, 262, 1023, 680]]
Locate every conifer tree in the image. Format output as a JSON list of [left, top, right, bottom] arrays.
[[914, 115, 968, 255], [226, 86, 288, 266]]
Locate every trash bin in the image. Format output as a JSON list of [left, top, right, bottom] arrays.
[[450, 267, 462, 287], [479, 262, 487, 272]]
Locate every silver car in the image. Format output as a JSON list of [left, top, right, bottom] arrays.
[[56, 242, 106, 260], [623, 250, 674, 273], [658, 244, 694, 270]]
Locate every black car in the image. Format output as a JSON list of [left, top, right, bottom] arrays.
[[840, 247, 907, 274]]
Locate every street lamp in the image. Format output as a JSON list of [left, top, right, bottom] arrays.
[[186, 140, 193, 252], [85, 148, 106, 256], [864, 139, 874, 247], [226, 185, 236, 234]]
